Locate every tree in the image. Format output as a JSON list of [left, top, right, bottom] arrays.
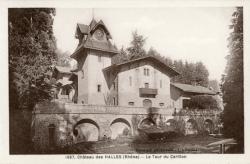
[[147, 47, 173, 66], [9, 8, 57, 153], [56, 49, 71, 67], [127, 30, 147, 59], [185, 95, 219, 109], [221, 7, 243, 153], [171, 60, 209, 87], [147, 47, 160, 56], [124, 30, 209, 87], [194, 62, 209, 87], [112, 46, 129, 64]]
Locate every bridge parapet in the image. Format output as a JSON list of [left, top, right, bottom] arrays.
[[34, 100, 174, 115], [64, 103, 174, 115]]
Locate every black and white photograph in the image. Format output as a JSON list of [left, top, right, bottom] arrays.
[[1, 0, 249, 163]]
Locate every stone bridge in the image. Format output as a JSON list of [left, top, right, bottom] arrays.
[[32, 101, 221, 152]]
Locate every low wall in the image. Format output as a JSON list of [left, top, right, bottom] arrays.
[[32, 101, 221, 152], [34, 100, 175, 115]]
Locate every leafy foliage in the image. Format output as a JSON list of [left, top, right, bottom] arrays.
[[184, 95, 219, 109], [111, 46, 129, 64], [9, 8, 57, 111], [113, 30, 209, 87], [9, 8, 57, 154], [171, 60, 209, 87], [56, 49, 71, 67], [221, 7, 244, 153], [126, 30, 147, 59]]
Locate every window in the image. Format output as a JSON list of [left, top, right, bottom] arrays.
[[129, 76, 132, 86], [159, 103, 164, 106], [128, 102, 134, 106], [97, 85, 101, 92], [145, 83, 149, 88], [144, 68, 150, 76], [160, 80, 162, 88], [98, 55, 101, 62], [81, 69, 84, 79], [113, 97, 116, 105]]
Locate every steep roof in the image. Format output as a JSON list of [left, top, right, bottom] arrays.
[[76, 23, 89, 34], [171, 83, 216, 95], [103, 55, 180, 77], [90, 19, 112, 39], [75, 19, 112, 39], [71, 37, 119, 59], [71, 19, 118, 59], [89, 18, 97, 30]]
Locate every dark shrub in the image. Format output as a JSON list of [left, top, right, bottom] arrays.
[[185, 95, 219, 109]]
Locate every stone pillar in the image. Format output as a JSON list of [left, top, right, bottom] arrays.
[[98, 119, 112, 140]]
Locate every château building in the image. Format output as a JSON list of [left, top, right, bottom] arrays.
[[32, 18, 221, 151], [54, 18, 216, 109]]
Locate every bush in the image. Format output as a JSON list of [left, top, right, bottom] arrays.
[[184, 95, 219, 109]]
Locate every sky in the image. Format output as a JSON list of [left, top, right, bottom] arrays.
[[53, 7, 235, 81]]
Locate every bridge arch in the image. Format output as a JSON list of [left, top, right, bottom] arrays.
[[73, 118, 100, 142], [204, 119, 214, 134], [185, 118, 198, 135], [138, 117, 156, 129], [110, 118, 132, 139]]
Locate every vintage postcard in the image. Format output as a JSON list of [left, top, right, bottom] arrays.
[[1, 0, 249, 163]]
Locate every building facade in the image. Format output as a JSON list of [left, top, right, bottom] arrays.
[[31, 18, 222, 152], [54, 18, 217, 110]]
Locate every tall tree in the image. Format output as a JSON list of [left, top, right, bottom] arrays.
[[147, 47, 160, 56], [56, 49, 71, 67], [112, 46, 129, 64], [9, 8, 57, 110], [127, 30, 147, 59], [221, 7, 244, 153], [194, 62, 209, 86], [171, 60, 209, 87], [9, 8, 57, 153]]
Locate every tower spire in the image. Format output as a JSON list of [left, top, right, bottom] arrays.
[[92, 8, 95, 20]]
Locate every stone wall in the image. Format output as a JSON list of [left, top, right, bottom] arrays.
[[32, 101, 221, 152]]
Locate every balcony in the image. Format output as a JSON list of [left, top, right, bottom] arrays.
[[139, 88, 158, 97]]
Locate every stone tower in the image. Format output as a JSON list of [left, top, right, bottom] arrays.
[[71, 19, 118, 105]]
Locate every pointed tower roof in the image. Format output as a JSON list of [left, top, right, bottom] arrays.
[[89, 18, 97, 30], [71, 19, 118, 59], [90, 19, 112, 39]]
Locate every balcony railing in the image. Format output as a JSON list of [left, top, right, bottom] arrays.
[[139, 88, 158, 96]]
